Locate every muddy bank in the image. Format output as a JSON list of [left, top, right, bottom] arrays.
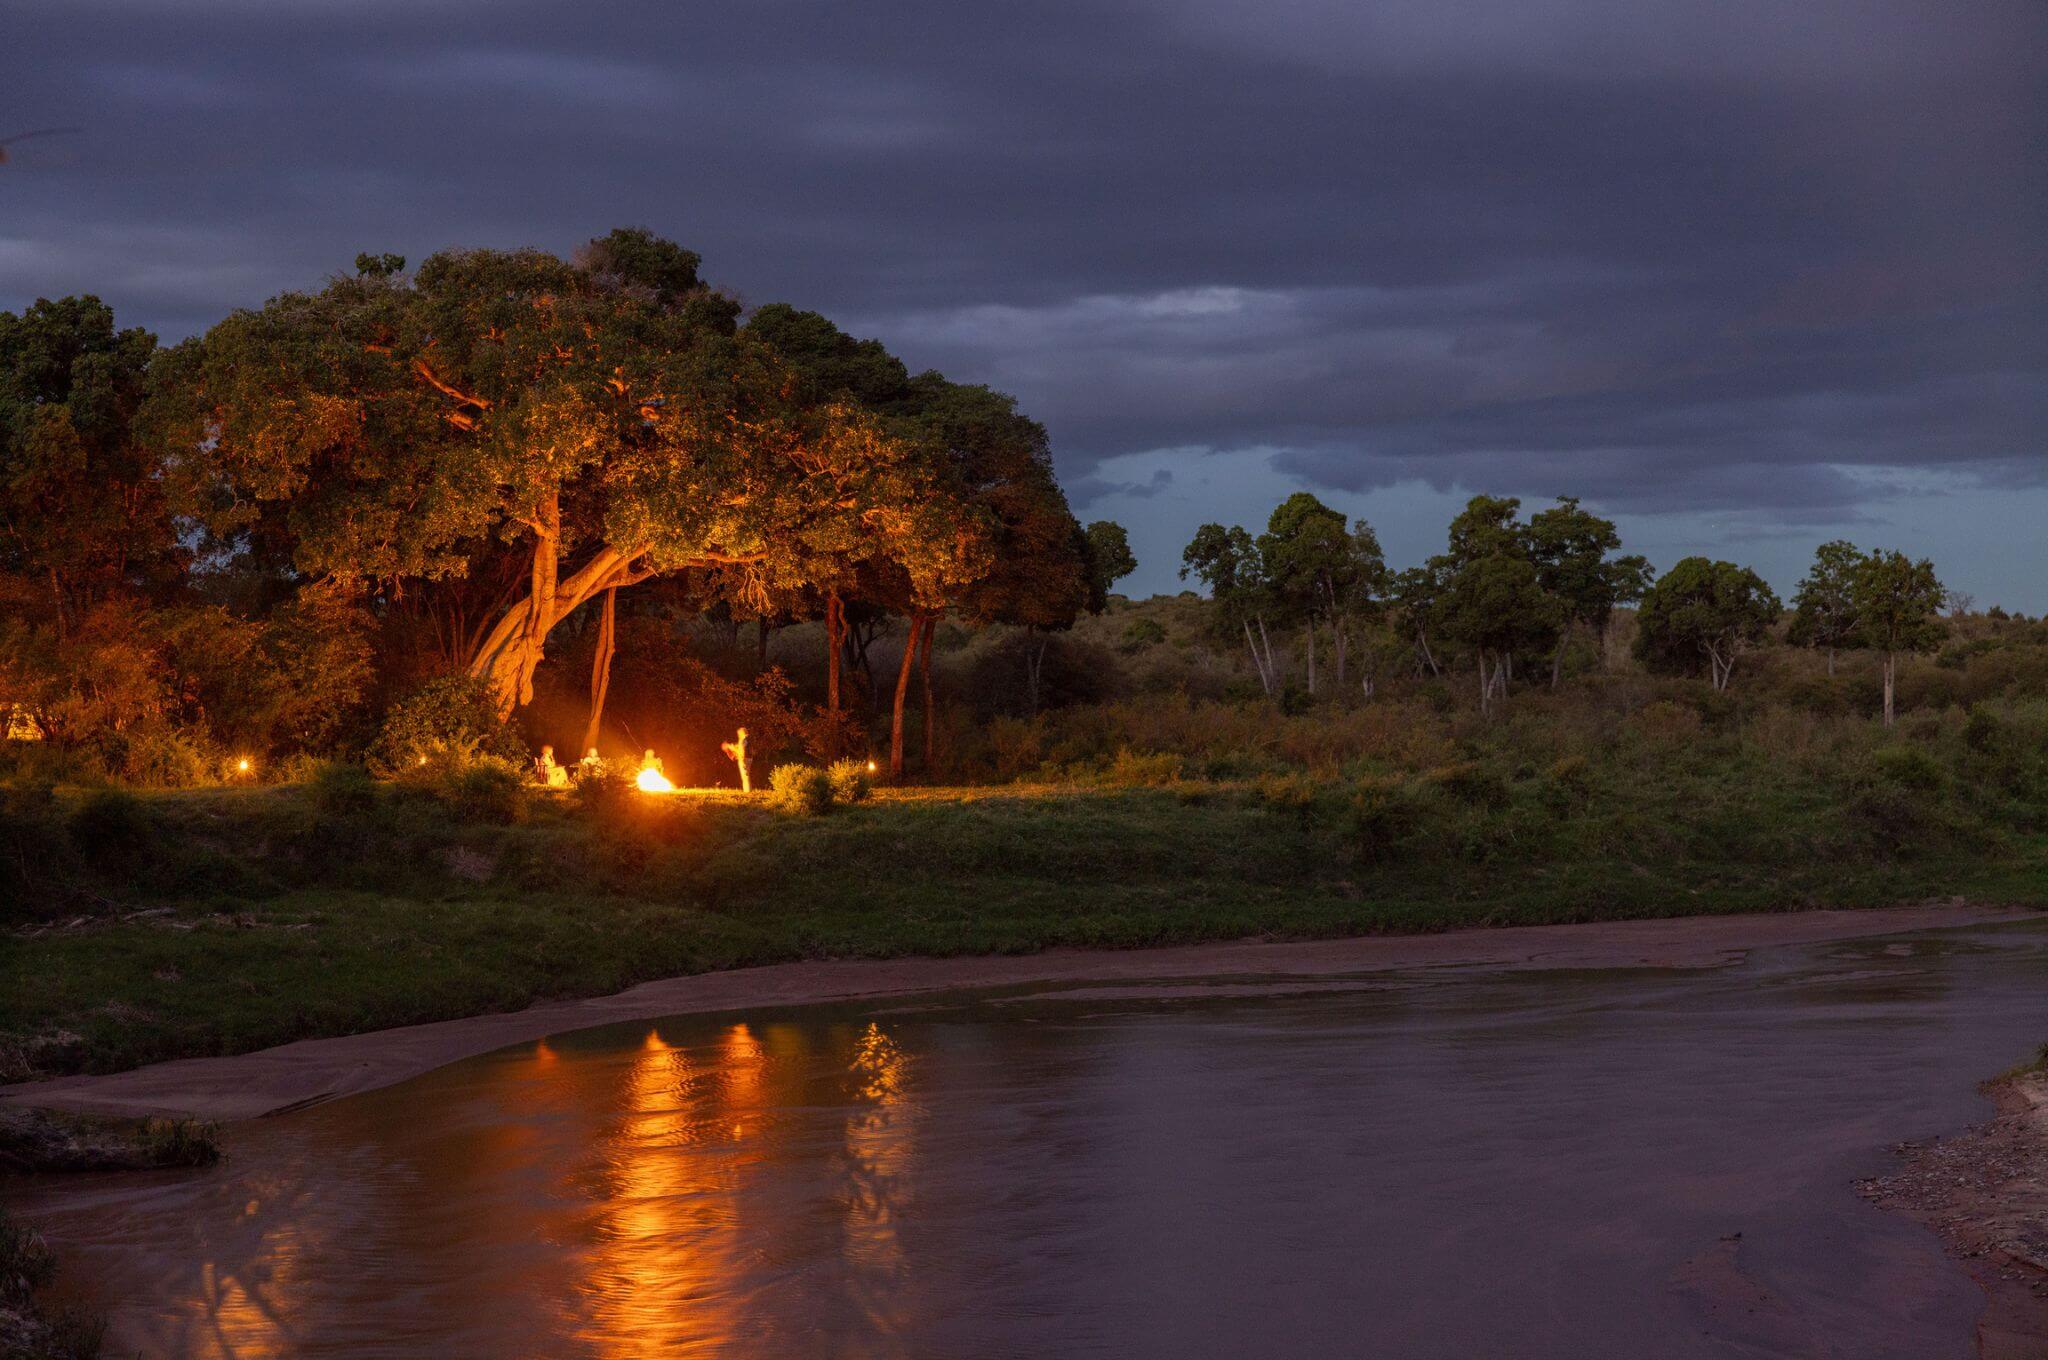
[[1861, 1068, 2048, 1359], [2, 903, 2030, 1123]]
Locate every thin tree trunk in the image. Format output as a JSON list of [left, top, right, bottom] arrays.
[[1882, 654, 1896, 727], [580, 586, 617, 756], [1479, 651, 1490, 716], [1334, 624, 1347, 689], [918, 617, 936, 768], [889, 615, 921, 779], [1243, 621, 1270, 695], [1026, 634, 1049, 714], [826, 591, 843, 713], [1826, 647, 1836, 678], [1256, 617, 1278, 697]]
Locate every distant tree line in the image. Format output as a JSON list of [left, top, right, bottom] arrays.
[[1184, 494, 1950, 726]]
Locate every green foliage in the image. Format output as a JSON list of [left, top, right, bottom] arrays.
[[1426, 761, 1511, 809], [766, 763, 834, 816], [826, 757, 873, 804], [66, 789, 153, 865], [1349, 776, 1420, 865], [307, 762, 377, 816], [1119, 616, 1167, 652], [1788, 540, 1866, 656], [1634, 557, 1780, 689], [1526, 496, 1651, 634], [1872, 746, 1945, 793], [371, 676, 525, 775], [429, 758, 529, 825], [1081, 520, 1138, 612], [1852, 550, 1946, 657]]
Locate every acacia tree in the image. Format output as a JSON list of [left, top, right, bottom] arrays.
[[1081, 520, 1137, 612], [1788, 539, 1866, 678], [1525, 496, 1650, 687], [1634, 557, 1780, 691], [1255, 493, 1384, 695], [148, 231, 906, 716], [1850, 550, 1944, 727], [1429, 496, 1563, 712], [1181, 522, 1278, 695], [1389, 562, 1448, 679]]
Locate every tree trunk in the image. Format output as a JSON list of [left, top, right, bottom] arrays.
[[1826, 647, 1836, 679], [918, 617, 937, 769], [1025, 634, 1049, 714], [1334, 624, 1347, 689], [1882, 653, 1896, 727], [1256, 617, 1279, 698], [1243, 622, 1271, 696], [470, 542, 632, 715], [826, 592, 844, 713], [1550, 634, 1565, 690], [1478, 650, 1490, 716], [889, 615, 921, 779], [580, 586, 617, 756]]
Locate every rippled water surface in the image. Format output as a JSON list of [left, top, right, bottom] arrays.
[[16, 919, 2048, 1358]]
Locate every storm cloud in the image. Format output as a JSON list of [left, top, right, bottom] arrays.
[[6, 0, 2044, 600]]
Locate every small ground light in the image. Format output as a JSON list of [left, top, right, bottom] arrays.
[[236, 757, 252, 775], [867, 759, 877, 773]]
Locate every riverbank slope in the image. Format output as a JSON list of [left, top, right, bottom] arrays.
[[5, 782, 2045, 1084]]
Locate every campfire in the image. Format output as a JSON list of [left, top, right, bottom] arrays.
[[635, 767, 677, 793]]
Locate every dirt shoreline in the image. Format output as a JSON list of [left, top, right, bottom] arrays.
[[1860, 1070, 2048, 1360], [2, 902, 2034, 1123]]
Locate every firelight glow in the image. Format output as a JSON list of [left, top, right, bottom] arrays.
[[635, 767, 677, 793]]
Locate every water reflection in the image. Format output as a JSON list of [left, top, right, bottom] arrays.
[[14, 920, 2048, 1359]]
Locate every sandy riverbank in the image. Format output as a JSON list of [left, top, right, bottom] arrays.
[[2, 902, 2033, 1123], [1861, 1069, 2048, 1359]]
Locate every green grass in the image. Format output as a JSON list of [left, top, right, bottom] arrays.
[[4, 768, 2045, 1080]]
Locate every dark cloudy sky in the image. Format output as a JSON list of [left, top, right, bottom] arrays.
[[8, 0, 2045, 605]]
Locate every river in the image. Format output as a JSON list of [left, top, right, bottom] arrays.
[[15, 916, 2048, 1357]]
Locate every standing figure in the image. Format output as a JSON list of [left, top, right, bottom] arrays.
[[720, 727, 752, 793]]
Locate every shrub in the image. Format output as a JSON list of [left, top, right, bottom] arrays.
[[114, 723, 220, 788], [307, 762, 377, 816], [1425, 761, 1510, 809], [1540, 754, 1596, 812], [1962, 705, 2001, 754], [370, 675, 525, 776], [1254, 771, 1321, 817], [826, 758, 873, 804], [572, 767, 637, 816], [1350, 777, 1420, 866], [1102, 748, 1184, 787], [435, 758, 529, 825], [766, 763, 834, 816], [67, 789, 154, 865], [1872, 746, 1945, 793], [1119, 617, 1167, 652]]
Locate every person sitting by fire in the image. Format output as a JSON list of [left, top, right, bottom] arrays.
[[578, 747, 605, 780], [639, 748, 665, 778], [720, 727, 752, 794], [532, 744, 569, 788]]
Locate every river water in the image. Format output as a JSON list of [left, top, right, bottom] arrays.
[[15, 917, 2048, 1358]]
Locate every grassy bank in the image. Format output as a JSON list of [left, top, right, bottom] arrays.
[[5, 718, 2046, 1082]]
